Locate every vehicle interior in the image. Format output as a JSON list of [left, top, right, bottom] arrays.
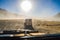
[[0, 0, 60, 40]]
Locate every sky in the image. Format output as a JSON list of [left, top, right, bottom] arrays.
[[0, 0, 60, 18]]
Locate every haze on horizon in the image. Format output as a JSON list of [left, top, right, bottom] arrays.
[[0, 0, 60, 18]]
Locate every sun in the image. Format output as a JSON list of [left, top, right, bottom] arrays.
[[20, 0, 32, 12]]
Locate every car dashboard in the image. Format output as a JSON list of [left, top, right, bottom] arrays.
[[0, 30, 60, 40]]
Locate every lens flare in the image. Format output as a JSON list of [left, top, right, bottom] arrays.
[[21, 0, 32, 12]]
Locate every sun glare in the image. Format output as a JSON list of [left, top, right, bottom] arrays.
[[20, 0, 32, 12]]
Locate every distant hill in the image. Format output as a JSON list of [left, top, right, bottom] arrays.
[[54, 13, 60, 18], [33, 13, 60, 21], [0, 8, 25, 19], [50, 13, 60, 21]]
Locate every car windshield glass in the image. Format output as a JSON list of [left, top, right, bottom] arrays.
[[0, 0, 60, 34]]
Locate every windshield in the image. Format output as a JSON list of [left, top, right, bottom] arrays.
[[0, 0, 60, 34]]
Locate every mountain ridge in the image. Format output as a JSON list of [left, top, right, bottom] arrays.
[[0, 8, 25, 19]]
